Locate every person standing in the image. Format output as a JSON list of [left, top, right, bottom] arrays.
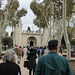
[[60, 47, 63, 55], [35, 40, 74, 75], [37, 47, 42, 59], [41, 47, 45, 56], [17, 46, 23, 64], [23, 46, 28, 60], [27, 48, 37, 75], [0, 50, 21, 75]]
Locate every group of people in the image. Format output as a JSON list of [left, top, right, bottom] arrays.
[[0, 40, 74, 75], [16, 46, 28, 64], [15, 45, 46, 64]]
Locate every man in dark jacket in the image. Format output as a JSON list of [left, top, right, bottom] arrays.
[[35, 40, 74, 75]]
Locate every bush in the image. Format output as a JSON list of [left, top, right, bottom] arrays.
[[2, 37, 13, 50]]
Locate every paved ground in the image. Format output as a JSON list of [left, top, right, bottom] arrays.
[[0, 49, 75, 75], [17, 56, 38, 75], [0, 50, 38, 75], [0, 53, 30, 75], [18, 57, 29, 75]]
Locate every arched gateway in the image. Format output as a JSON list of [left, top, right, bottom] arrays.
[[27, 36, 37, 47]]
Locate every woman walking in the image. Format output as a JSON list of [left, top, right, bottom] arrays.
[[27, 48, 37, 75]]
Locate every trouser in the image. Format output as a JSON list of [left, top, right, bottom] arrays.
[[38, 54, 41, 60], [29, 69, 35, 75], [23, 54, 27, 60], [18, 55, 21, 64]]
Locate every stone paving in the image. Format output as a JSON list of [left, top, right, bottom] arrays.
[[0, 54, 29, 75], [0, 50, 38, 75], [0, 50, 75, 75], [16, 54, 38, 75], [17, 56, 38, 75], [18, 57, 29, 75], [0, 50, 29, 75]]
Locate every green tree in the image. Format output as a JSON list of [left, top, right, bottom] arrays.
[[30, 0, 52, 28], [0, 8, 8, 55], [16, 8, 27, 19], [67, 26, 75, 40], [0, 0, 27, 54], [30, 0, 74, 60], [4, 0, 27, 47], [30, 1, 52, 45], [30, 1, 74, 41], [5, 0, 27, 31], [2, 37, 13, 50]]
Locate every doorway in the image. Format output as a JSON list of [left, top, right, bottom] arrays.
[[30, 41, 33, 47], [27, 36, 37, 47]]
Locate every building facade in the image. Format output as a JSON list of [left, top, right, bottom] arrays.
[[13, 24, 50, 47]]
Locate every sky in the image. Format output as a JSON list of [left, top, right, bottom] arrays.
[[2, 0, 75, 36], [2, 0, 43, 36], [18, 0, 38, 31]]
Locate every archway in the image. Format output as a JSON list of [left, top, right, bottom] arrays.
[[27, 36, 37, 47]]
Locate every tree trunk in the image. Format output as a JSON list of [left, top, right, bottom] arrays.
[[39, 28, 43, 46], [5, 45, 6, 51], [51, 2, 55, 40], [46, 2, 54, 45], [46, 24, 51, 45], [0, 17, 2, 56], [41, 27, 46, 46], [0, 31, 2, 57], [57, 20, 63, 51], [0, 7, 9, 55], [0, 38, 2, 56], [46, 16, 52, 44], [63, 0, 71, 61]]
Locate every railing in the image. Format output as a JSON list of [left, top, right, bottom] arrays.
[[22, 30, 43, 34]]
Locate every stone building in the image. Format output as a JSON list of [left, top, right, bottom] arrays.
[[13, 21, 51, 47]]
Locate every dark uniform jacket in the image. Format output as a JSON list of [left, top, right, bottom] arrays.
[[0, 61, 21, 75], [35, 52, 74, 75], [27, 51, 37, 69]]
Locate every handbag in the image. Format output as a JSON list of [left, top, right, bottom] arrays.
[[24, 60, 28, 67]]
